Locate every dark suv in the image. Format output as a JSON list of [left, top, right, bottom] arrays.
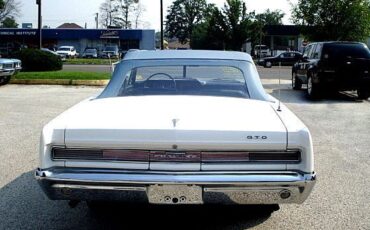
[[292, 42, 370, 100]]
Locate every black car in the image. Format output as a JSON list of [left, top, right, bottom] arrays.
[[258, 51, 302, 68], [292, 42, 370, 100]]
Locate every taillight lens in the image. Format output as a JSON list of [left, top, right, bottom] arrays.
[[52, 148, 300, 163], [52, 148, 149, 161], [201, 151, 300, 163], [201, 152, 249, 162], [249, 151, 301, 162]]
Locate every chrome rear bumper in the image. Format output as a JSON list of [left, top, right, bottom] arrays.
[[35, 168, 316, 205]]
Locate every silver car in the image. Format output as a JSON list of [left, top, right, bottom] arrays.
[[0, 58, 21, 85]]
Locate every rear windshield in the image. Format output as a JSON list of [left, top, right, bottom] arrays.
[[323, 43, 370, 59], [118, 65, 249, 98]]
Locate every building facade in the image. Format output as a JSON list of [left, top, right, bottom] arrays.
[[0, 28, 155, 56]]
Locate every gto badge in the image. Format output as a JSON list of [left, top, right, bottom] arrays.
[[247, 136, 268, 140]]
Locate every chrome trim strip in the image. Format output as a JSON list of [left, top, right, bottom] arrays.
[[36, 168, 313, 185], [35, 168, 316, 204], [52, 184, 146, 192]]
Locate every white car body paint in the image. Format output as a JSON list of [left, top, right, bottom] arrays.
[[37, 50, 315, 205]]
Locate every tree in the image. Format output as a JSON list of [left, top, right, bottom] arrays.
[[99, 0, 117, 28], [255, 9, 284, 25], [192, 0, 253, 50], [132, 3, 145, 29], [192, 7, 226, 50], [1, 16, 17, 28], [221, 0, 253, 50], [291, 0, 370, 41], [113, 0, 136, 29], [247, 9, 285, 49], [166, 0, 210, 44], [0, 0, 20, 23], [0, 1, 5, 10], [100, 0, 142, 29]]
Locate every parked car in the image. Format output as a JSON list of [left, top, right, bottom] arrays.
[[36, 50, 316, 208], [292, 42, 370, 100], [82, 48, 98, 58], [101, 45, 119, 58], [254, 45, 271, 58], [42, 48, 66, 61], [258, 51, 303, 68], [0, 58, 22, 85], [56, 46, 77, 59]]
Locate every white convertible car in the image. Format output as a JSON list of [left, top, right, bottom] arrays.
[[36, 50, 315, 206]]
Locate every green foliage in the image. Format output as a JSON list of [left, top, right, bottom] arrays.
[[0, 0, 5, 10], [99, 0, 140, 29], [291, 0, 370, 41], [14, 71, 110, 80], [0, 0, 20, 23], [1, 16, 17, 28], [166, 0, 211, 44], [192, 0, 253, 50], [64, 58, 119, 65], [15, 49, 63, 72], [255, 9, 285, 25]]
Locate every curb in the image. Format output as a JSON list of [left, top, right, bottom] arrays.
[[10, 79, 109, 86]]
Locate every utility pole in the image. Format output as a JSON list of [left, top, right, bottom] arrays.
[[36, 0, 42, 49], [160, 0, 164, 50], [95, 13, 99, 29]]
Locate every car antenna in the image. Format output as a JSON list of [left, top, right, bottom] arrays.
[[277, 61, 282, 112]]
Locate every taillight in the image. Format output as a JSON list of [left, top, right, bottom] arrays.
[[249, 151, 301, 162], [201, 151, 300, 163], [52, 148, 149, 161], [52, 148, 300, 163], [201, 152, 249, 162]]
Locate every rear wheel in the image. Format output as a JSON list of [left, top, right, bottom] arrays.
[[292, 72, 302, 90], [307, 75, 321, 100], [357, 88, 370, 100], [0, 76, 11, 86], [264, 61, 272, 68]]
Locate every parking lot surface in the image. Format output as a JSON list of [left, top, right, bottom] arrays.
[[0, 68, 369, 229]]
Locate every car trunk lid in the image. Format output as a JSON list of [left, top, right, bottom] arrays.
[[64, 96, 287, 149], [63, 96, 287, 170]]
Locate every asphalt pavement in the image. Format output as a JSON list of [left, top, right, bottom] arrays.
[[0, 68, 369, 229]]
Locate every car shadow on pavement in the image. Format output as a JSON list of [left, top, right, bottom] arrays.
[[0, 171, 276, 230], [88, 203, 276, 230], [267, 86, 366, 104]]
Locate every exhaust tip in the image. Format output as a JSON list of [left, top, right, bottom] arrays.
[[280, 190, 291, 199]]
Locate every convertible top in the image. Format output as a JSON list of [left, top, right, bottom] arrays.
[[124, 50, 253, 62]]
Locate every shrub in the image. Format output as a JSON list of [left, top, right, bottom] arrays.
[[15, 49, 63, 72]]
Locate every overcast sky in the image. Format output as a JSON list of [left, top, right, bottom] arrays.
[[18, 0, 296, 30]]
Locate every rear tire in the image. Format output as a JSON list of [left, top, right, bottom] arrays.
[[292, 72, 302, 90], [307, 75, 321, 100], [264, 61, 272, 68], [357, 88, 370, 100], [0, 76, 11, 86]]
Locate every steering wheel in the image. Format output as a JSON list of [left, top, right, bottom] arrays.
[[143, 73, 177, 90]]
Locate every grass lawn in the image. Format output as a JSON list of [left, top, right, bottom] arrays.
[[14, 71, 111, 80], [64, 58, 120, 65]]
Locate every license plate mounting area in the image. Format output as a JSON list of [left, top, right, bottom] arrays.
[[148, 185, 203, 204]]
